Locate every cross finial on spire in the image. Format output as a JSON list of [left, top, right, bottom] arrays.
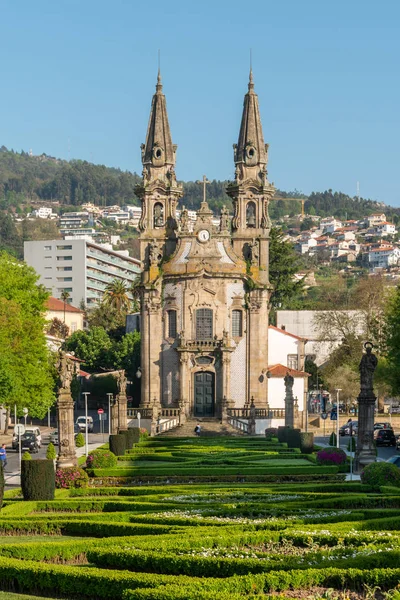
[[156, 50, 162, 92], [248, 67, 254, 92]]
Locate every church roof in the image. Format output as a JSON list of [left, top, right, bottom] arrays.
[[235, 69, 267, 168], [268, 324, 307, 342], [142, 70, 175, 167], [267, 364, 310, 378]]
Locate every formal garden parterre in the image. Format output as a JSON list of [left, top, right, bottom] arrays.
[[1, 435, 400, 599]]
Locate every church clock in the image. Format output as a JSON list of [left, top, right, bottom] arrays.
[[197, 229, 210, 243]]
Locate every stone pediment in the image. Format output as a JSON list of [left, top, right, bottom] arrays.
[[162, 234, 246, 277]]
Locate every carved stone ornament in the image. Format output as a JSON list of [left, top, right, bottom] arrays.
[[359, 342, 378, 393], [57, 351, 75, 391], [61, 439, 69, 447], [220, 205, 230, 232], [249, 239, 259, 265], [149, 241, 162, 266], [180, 205, 189, 233], [116, 370, 127, 395]]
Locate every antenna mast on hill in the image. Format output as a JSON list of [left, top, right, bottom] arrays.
[[356, 181, 360, 202]]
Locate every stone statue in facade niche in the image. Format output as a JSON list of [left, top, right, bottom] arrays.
[[149, 242, 161, 266], [249, 239, 259, 265], [180, 205, 189, 233], [220, 205, 230, 231]]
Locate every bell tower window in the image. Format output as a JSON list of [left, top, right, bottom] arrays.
[[196, 308, 213, 340], [232, 310, 243, 337], [246, 202, 256, 228], [154, 203, 164, 228], [167, 310, 177, 339]]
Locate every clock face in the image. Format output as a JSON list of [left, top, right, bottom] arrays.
[[198, 229, 210, 243]]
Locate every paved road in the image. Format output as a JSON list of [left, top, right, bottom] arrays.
[[315, 434, 399, 462], [3, 432, 105, 488]]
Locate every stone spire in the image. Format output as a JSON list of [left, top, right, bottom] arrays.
[[141, 69, 177, 174], [233, 69, 268, 182]]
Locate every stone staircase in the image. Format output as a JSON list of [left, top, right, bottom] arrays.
[[160, 418, 245, 437]]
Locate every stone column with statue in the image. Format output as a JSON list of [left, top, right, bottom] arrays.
[[116, 370, 128, 432], [56, 351, 78, 468], [284, 372, 295, 428], [355, 342, 378, 471]]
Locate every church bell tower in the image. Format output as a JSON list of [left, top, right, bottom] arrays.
[[135, 71, 183, 271], [227, 69, 275, 286]]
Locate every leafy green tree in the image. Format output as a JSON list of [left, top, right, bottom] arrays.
[[63, 327, 112, 371], [75, 432, 85, 448], [86, 303, 126, 339], [0, 252, 55, 421], [382, 285, 400, 395], [268, 227, 304, 318]]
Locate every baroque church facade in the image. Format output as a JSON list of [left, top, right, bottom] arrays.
[[137, 70, 275, 420]]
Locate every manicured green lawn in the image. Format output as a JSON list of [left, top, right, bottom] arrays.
[[0, 594, 62, 600]]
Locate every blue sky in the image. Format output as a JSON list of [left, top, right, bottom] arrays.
[[1, 0, 400, 205]]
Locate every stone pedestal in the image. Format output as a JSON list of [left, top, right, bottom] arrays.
[[56, 390, 77, 469], [355, 392, 376, 472], [285, 392, 294, 428], [110, 400, 119, 435], [117, 392, 128, 433]]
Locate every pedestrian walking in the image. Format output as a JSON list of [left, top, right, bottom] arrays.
[[194, 424, 201, 436], [0, 443, 7, 471]]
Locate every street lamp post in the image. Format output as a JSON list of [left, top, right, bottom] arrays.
[[335, 388, 342, 449], [107, 393, 113, 436], [82, 392, 90, 457]]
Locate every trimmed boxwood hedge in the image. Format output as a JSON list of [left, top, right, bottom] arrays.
[[21, 459, 55, 500], [109, 434, 127, 457]]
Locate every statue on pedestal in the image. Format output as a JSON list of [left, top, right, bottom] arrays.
[[355, 342, 378, 472], [56, 350, 77, 468], [284, 372, 295, 428]]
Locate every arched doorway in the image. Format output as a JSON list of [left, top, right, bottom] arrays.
[[194, 371, 215, 417]]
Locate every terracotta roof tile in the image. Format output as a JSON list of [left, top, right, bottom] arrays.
[[267, 364, 310, 377], [46, 297, 83, 313]]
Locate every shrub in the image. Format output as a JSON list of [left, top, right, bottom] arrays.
[[316, 446, 347, 466], [0, 461, 3, 510], [329, 432, 337, 447], [265, 428, 278, 440], [109, 434, 126, 457], [86, 449, 117, 469], [361, 462, 400, 488], [55, 466, 89, 489], [347, 437, 356, 452], [121, 429, 136, 450], [46, 442, 56, 460], [75, 432, 85, 448], [129, 427, 140, 445], [277, 426, 291, 443], [22, 451, 32, 460], [21, 460, 55, 500], [140, 427, 149, 441], [286, 429, 301, 449], [300, 432, 314, 454]]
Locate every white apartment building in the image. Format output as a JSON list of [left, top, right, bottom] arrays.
[[376, 222, 397, 236], [367, 213, 386, 227], [31, 207, 57, 219], [367, 246, 400, 270], [24, 239, 141, 309]]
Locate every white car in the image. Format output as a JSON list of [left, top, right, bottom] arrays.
[[76, 416, 93, 433], [12, 426, 42, 450]]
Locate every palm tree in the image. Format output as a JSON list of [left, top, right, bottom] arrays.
[[130, 275, 141, 313], [103, 279, 131, 313], [60, 290, 70, 323]]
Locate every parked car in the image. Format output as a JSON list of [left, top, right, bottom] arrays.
[[12, 426, 42, 450], [19, 432, 40, 453], [49, 424, 80, 446], [396, 434, 400, 451], [374, 429, 396, 447], [386, 455, 400, 468], [339, 421, 358, 436], [374, 422, 393, 430], [76, 416, 94, 433]]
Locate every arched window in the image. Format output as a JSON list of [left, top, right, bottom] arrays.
[[232, 310, 243, 337], [246, 202, 256, 228], [153, 202, 164, 228], [167, 310, 177, 339], [196, 308, 213, 340]]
